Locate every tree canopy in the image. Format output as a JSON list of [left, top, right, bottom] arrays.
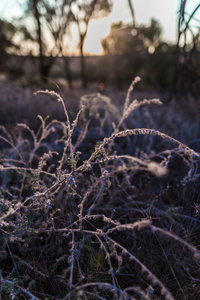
[[0, 19, 19, 71], [101, 18, 162, 55]]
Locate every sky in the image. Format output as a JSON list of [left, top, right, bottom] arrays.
[[1, 0, 200, 55]]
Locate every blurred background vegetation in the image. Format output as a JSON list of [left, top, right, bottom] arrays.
[[0, 0, 200, 98]]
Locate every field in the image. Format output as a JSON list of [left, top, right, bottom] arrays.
[[0, 77, 200, 300]]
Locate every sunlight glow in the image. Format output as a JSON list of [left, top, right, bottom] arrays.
[[84, 18, 111, 55], [84, 1, 132, 55]]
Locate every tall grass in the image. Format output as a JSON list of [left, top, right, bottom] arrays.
[[0, 78, 200, 299]]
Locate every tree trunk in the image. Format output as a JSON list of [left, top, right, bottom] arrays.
[[32, 0, 43, 81], [127, 0, 135, 27], [42, 56, 56, 81], [80, 36, 87, 89], [63, 56, 73, 89], [32, 0, 54, 82]]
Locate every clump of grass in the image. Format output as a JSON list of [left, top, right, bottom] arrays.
[[0, 78, 200, 299]]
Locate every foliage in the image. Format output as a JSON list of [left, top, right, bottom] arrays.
[[101, 19, 162, 55], [9, 0, 113, 86], [1, 78, 200, 299], [16, 0, 74, 82], [0, 19, 19, 71], [171, 0, 200, 96], [20, 0, 73, 56], [100, 19, 168, 89]]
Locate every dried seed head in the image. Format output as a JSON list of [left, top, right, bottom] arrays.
[[148, 162, 168, 177]]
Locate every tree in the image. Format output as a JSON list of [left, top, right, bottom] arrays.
[[101, 19, 163, 89], [101, 19, 162, 55], [0, 19, 18, 72], [70, 0, 113, 88], [172, 0, 200, 96], [19, 0, 74, 83]]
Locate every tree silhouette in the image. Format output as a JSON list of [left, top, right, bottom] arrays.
[[101, 19, 162, 55], [172, 0, 200, 96], [70, 0, 113, 88], [0, 19, 18, 72], [101, 19, 163, 88], [18, 0, 74, 83]]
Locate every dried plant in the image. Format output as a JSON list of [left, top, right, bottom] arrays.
[[0, 78, 200, 299]]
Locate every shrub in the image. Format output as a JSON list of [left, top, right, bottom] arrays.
[[0, 78, 200, 299]]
